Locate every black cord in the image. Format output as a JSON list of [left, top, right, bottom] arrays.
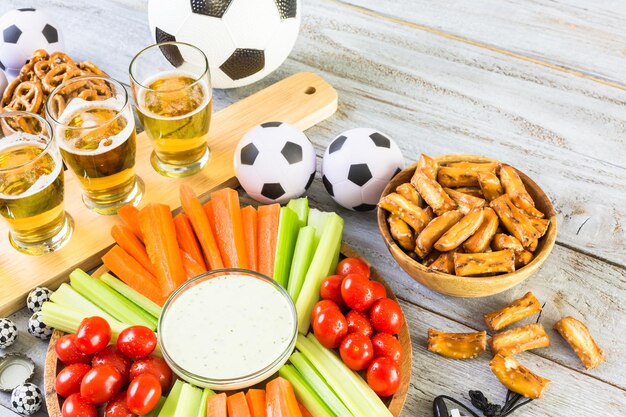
[[435, 395, 482, 417]]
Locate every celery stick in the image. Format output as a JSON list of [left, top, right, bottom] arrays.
[[41, 301, 126, 340], [195, 388, 214, 417], [307, 208, 331, 243], [279, 364, 334, 417], [158, 380, 183, 417], [295, 213, 343, 333], [173, 383, 203, 417], [289, 352, 353, 417], [273, 206, 300, 288], [100, 272, 162, 319], [287, 197, 309, 228], [327, 236, 342, 277], [141, 397, 165, 417], [287, 226, 316, 301], [50, 283, 116, 322]]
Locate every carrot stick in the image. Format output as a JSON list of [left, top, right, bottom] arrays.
[[241, 206, 258, 272], [111, 224, 157, 276], [139, 204, 186, 296], [173, 213, 206, 270], [102, 245, 165, 305], [117, 205, 143, 241], [209, 188, 248, 268], [203, 200, 218, 240], [180, 184, 224, 270], [266, 377, 302, 417], [246, 389, 266, 417], [257, 204, 280, 278], [297, 403, 313, 417], [206, 392, 227, 417], [227, 392, 251, 417], [181, 249, 207, 279]]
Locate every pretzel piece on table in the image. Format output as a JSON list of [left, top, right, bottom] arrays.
[[427, 328, 487, 359], [490, 323, 550, 356], [490, 354, 550, 399], [483, 291, 542, 331], [554, 316, 605, 369]]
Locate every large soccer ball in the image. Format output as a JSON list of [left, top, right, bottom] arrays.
[[234, 122, 316, 204], [0, 8, 64, 77], [148, 0, 300, 89], [322, 128, 404, 211]]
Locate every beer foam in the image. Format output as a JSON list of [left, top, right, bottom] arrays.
[[56, 98, 135, 156]]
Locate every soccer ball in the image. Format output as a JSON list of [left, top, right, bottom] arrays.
[[234, 121, 316, 204], [27, 311, 52, 340], [26, 287, 51, 313], [11, 383, 42, 416], [0, 318, 18, 348], [148, 0, 300, 88], [0, 8, 64, 76], [322, 128, 404, 211]]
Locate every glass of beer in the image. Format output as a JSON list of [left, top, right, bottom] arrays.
[[46, 76, 144, 215], [129, 42, 212, 177], [0, 112, 73, 255]]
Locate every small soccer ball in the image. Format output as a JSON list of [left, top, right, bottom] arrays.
[[322, 128, 404, 211], [0, 8, 64, 76], [11, 383, 42, 416], [0, 318, 18, 348], [26, 287, 51, 313], [234, 121, 316, 204], [27, 311, 52, 340]]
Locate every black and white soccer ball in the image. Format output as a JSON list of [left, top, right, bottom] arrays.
[[322, 128, 404, 211], [11, 383, 42, 416], [234, 121, 316, 204], [148, 0, 300, 88], [0, 8, 64, 76], [27, 311, 52, 340], [0, 318, 18, 348], [26, 287, 52, 313]]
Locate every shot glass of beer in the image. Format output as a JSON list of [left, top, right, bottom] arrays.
[[46, 76, 144, 215], [0, 112, 73, 255], [129, 42, 212, 178]]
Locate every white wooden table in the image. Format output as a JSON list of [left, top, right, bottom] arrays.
[[1, 1, 625, 416]]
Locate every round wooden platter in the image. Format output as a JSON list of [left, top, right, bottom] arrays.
[[44, 243, 412, 417]]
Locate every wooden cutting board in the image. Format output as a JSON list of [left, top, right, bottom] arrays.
[[0, 72, 337, 316]]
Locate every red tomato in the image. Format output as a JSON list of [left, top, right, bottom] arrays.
[[320, 275, 347, 308], [55, 334, 93, 365], [341, 273, 374, 311], [126, 374, 162, 415], [80, 364, 122, 404], [369, 299, 404, 335], [339, 333, 374, 371], [55, 364, 91, 398], [371, 333, 403, 364], [370, 281, 387, 301], [62, 393, 97, 417], [366, 357, 401, 397], [117, 326, 157, 360], [336, 257, 370, 278], [75, 316, 111, 354], [130, 357, 173, 393], [310, 299, 340, 324], [346, 310, 374, 337], [92, 346, 132, 386], [105, 391, 136, 417], [312, 308, 348, 349]]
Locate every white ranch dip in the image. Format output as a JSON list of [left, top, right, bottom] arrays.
[[160, 274, 295, 381]]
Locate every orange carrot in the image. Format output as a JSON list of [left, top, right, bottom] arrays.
[[257, 204, 280, 278], [297, 403, 313, 417], [117, 205, 143, 241], [227, 392, 252, 417], [241, 206, 258, 272], [266, 377, 302, 417], [180, 184, 224, 270], [173, 213, 206, 270], [206, 392, 227, 417], [246, 389, 267, 417], [111, 224, 157, 276], [102, 245, 165, 305], [139, 204, 186, 296], [209, 188, 248, 268], [203, 200, 218, 240], [181, 249, 207, 279]]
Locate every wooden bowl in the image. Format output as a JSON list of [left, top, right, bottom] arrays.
[[377, 154, 557, 298]]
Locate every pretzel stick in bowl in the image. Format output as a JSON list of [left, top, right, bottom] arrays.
[[453, 250, 515, 276]]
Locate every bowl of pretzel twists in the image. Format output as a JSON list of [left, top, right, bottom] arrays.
[[377, 154, 557, 297]]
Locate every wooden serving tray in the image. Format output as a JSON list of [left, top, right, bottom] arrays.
[[0, 72, 337, 316], [44, 244, 411, 417]]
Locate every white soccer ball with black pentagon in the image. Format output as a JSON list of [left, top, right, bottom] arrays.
[[0, 8, 64, 76], [11, 383, 42, 415], [234, 122, 316, 204], [0, 318, 18, 348], [26, 287, 51, 313], [27, 311, 52, 340], [322, 128, 404, 211], [148, 0, 300, 88]]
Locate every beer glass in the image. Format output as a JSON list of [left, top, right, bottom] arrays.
[[0, 112, 73, 255], [46, 76, 144, 215], [129, 42, 212, 178]]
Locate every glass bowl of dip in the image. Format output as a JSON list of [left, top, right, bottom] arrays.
[[158, 269, 297, 390]]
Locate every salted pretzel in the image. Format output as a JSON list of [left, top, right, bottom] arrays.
[[2, 79, 44, 114], [78, 61, 108, 76], [40, 62, 84, 94]]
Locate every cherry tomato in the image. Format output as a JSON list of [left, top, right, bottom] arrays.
[[55, 334, 93, 365], [371, 333, 403, 364], [346, 310, 373, 337], [341, 273, 374, 311], [312, 307, 348, 349], [55, 364, 91, 398], [105, 391, 136, 417], [62, 393, 97, 417], [92, 346, 132, 386], [339, 333, 374, 371], [310, 299, 340, 324], [366, 357, 401, 397], [130, 357, 173, 393], [126, 373, 162, 415], [320, 275, 347, 309], [336, 257, 370, 278], [75, 316, 111, 354], [370, 281, 387, 302], [117, 326, 157, 359], [369, 299, 404, 335], [80, 364, 122, 404]]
